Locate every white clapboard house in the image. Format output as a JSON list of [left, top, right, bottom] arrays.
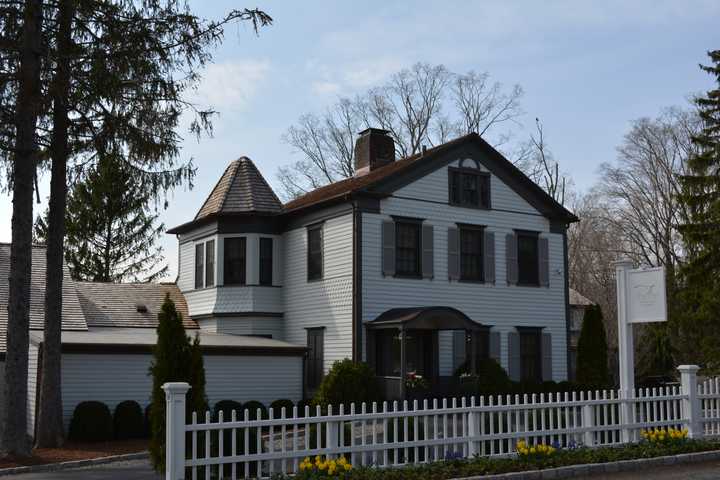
[[167, 128, 578, 400], [0, 128, 578, 438]]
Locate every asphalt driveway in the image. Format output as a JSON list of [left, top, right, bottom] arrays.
[[5, 460, 159, 479]]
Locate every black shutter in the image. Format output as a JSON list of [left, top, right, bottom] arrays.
[[484, 231, 495, 283], [506, 233, 518, 285], [422, 224, 434, 279], [539, 237, 550, 287], [448, 227, 460, 280], [382, 220, 395, 276]]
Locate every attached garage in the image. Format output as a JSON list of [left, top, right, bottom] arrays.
[[29, 329, 305, 428]]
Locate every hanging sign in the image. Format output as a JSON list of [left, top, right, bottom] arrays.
[[627, 266, 667, 324]]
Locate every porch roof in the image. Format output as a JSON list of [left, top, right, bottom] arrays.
[[366, 306, 485, 331]]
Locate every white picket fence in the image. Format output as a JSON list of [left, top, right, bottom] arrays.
[[162, 365, 720, 480]]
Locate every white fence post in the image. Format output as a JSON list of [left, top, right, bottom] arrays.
[[325, 404, 339, 459], [582, 401, 594, 447], [678, 365, 702, 439], [163, 382, 190, 480], [467, 397, 478, 457]]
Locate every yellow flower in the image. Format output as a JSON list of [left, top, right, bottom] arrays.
[[344, 463, 352, 471], [529, 446, 536, 454], [517, 440, 526, 449]]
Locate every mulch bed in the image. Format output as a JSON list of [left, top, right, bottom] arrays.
[[0, 439, 148, 469]]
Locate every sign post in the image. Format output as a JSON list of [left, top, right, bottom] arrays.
[[614, 259, 667, 442]]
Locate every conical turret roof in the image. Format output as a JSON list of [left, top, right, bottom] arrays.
[[194, 157, 282, 220]]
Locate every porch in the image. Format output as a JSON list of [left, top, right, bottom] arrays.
[[365, 306, 488, 400]]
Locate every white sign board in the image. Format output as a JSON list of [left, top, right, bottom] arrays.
[[627, 267, 667, 324]]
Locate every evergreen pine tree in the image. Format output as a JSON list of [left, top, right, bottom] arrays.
[[187, 334, 208, 420], [678, 50, 720, 370], [35, 155, 168, 282], [576, 305, 610, 387], [148, 295, 206, 472]]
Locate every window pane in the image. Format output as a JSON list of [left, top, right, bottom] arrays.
[[395, 222, 420, 276], [462, 173, 479, 206], [308, 227, 323, 280], [259, 238, 273, 286], [205, 240, 215, 287], [449, 171, 461, 204], [517, 234, 539, 285], [465, 330, 490, 369], [460, 228, 483, 281], [224, 237, 246, 285], [194, 244, 204, 289], [520, 330, 541, 382]]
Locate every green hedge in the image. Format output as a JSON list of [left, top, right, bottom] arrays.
[[113, 400, 145, 440], [68, 401, 113, 442], [289, 439, 720, 479]]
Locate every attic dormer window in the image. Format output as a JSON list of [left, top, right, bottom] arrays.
[[449, 161, 490, 209]]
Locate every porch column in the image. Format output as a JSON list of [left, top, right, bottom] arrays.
[[399, 327, 406, 399]]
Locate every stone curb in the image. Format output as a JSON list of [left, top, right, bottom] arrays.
[[0, 451, 149, 477], [451, 449, 720, 480]]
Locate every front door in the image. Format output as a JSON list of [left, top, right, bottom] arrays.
[[306, 328, 324, 394]]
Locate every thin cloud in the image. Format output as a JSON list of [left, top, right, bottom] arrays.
[[191, 59, 271, 111]]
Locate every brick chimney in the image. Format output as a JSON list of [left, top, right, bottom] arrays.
[[354, 128, 395, 175]]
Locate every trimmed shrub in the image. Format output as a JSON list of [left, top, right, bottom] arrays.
[[242, 400, 268, 420], [113, 400, 144, 439], [456, 358, 513, 397], [144, 404, 152, 438], [270, 399, 295, 417], [213, 400, 243, 421], [313, 359, 379, 407], [68, 401, 113, 441], [576, 305, 610, 387], [296, 399, 313, 417]]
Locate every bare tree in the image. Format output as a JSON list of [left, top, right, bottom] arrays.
[[570, 106, 701, 376], [528, 118, 568, 205], [597, 107, 698, 272], [279, 63, 524, 198], [453, 71, 523, 138]]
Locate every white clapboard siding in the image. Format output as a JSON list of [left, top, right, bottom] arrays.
[[177, 240, 195, 291], [184, 289, 217, 317], [60, 353, 303, 428], [396, 159, 540, 215], [283, 213, 354, 374], [203, 355, 302, 405], [362, 162, 567, 380], [214, 286, 283, 314], [199, 316, 284, 340]]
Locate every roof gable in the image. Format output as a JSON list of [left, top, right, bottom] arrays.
[[284, 133, 577, 223], [195, 157, 283, 220]]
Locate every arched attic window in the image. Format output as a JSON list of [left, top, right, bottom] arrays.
[[449, 158, 491, 209]]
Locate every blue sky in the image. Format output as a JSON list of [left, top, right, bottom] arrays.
[[0, 0, 717, 279]]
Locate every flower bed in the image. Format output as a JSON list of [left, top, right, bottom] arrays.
[[289, 436, 720, 479]]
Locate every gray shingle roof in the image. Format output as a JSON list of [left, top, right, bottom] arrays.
[[75, 281, 197, 330], [0, 244, 88, 353], [194, 157, 283, 220], [569, 288, 594, 306]]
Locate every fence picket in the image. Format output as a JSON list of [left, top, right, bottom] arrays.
[[164, 368, 717, 479]]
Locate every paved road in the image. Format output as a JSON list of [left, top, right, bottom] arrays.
[[579, 459, 720, 479], [6, 460, 159, 479], [6, 459, 720, 479]]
